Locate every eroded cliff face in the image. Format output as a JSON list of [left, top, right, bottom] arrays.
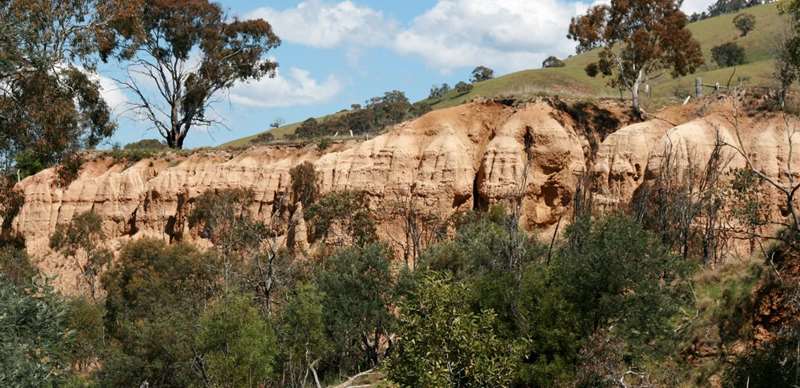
[[7, 97, 800, 291]]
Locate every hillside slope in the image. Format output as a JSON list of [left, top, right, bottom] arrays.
[[225, 3, 786, 147]]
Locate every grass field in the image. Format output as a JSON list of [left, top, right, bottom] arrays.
[[223, 3, 787, 147]]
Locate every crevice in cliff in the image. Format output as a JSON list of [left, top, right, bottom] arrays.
[[127, 207, 139, 236], [472, 166, 488, 212]]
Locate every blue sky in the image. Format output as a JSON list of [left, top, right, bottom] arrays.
[[100, 0, 715, 148]]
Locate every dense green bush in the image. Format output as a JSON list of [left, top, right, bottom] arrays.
[[712, 42, 746, 67], [387, 274, 519, 387]]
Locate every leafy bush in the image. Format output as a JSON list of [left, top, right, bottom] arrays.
[[428, 83, 451, 100], [99, 239, 220, 387], [196, 292, 278, 387], [387, 274, 519, 387], [289, 162, 319, 208], [316, 243, 395, 374], [455, 81, 474, 95], [471, 65, 495, 82], [0, 276, 73, 386], [55, 152, 83, 188], [251, 131, 275, 144], [712, 42, 746, 67], [543, 55, 566, 68], [305, 190, 376, 247], [733, 12, 756, 37], [123, 139, 167, 150]]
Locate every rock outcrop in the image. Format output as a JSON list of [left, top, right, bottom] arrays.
[[8, 97, 800, 290]]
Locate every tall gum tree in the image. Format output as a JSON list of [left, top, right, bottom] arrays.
[[568, 0, 704, 115], [96, 0, 280, 149]]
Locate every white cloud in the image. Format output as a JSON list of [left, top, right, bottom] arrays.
[[94, 74, 128, 113], [681, 0, 715, 15], [392, 0, 584, 73], [230, 67, 342, 108], [247, 0, 396, 49]]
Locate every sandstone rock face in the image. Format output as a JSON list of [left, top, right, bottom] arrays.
[[9, 98, 800, 290]]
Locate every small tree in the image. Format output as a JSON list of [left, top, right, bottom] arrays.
[[733, 13, 756, 37], [317, 243, 395, 373], [196, 292, 277, 388], [0, 0, 115, 176], [542, 56, 566, 68], [428, 83, 451, 100], [289, 162, 319, 208], [712, 42, 746, 67], [568, 0, 704, 114], [386, 275, 518, 387], [49, 211, 112, 300], [270, 118, 286, 129], [97, 0, 281, 149], [0, 277, 74, 386], [470, 66, 494, 82], [455, 81, 473, 95], [278, 282, 330, 388]]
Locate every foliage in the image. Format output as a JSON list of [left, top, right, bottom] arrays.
[[428, 83, 451, 100], [196, 292, 277, 388], [386, 274, 519, 387], [124, 139, 167, 151], [0, 276, 73, 387], [568, 0, 704, 112], [252, 131, 275, 144], [712, 42, 747, 67], [555, 215, 691, 349], [0, 242, 37, 288], [733, 12, 757, 36], [49, 211, 112, 300], [55, 152, 83, 188], [543, 55, 566, 68], [0, 0, 116, 176], [305, 190, 377, 247], [708, 0, 764, 17], [65, 297, 105, 372], [97, 0, 280, 148], [726, 328, 800, 387], [316, 243, 395, 374], [455, 81, 473, 95], [99, 238, 219, 387], [290, 162, 319, 208], [471, 65, 495, 82], [277, 282, 331, 388]]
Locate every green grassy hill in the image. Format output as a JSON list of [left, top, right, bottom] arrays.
[[223, 3, 786, 148]]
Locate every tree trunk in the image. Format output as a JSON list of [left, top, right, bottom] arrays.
[[631, 69, 644, 116]]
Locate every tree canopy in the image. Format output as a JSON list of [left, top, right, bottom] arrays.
[[96, 0, 280, 148], [0, 0, 115, 176], [568, 0, 704, 113]]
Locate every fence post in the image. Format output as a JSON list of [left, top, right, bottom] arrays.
[[695, 77, 703, 97]]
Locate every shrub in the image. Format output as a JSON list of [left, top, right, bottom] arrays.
[[386, 274, 519, 387], [252, 131, 275, 144], [428, 83, 451, 100], [0, 276, 74, 386], [455, 81, 474, 95], [543, 56, 566, 68], [317, 137, 331, 150], [305, 190, 376, 247], [733, 13, 756, 37], [711, 42, 746, 67], [196, 292, 277, 387], [317, 243, 395, 373], [123, 139, 167, 150], [289, 162, 319, 208], [55, 152, 83, 188], [49, 211, 112, 300], [470, 66, 495, 82]]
